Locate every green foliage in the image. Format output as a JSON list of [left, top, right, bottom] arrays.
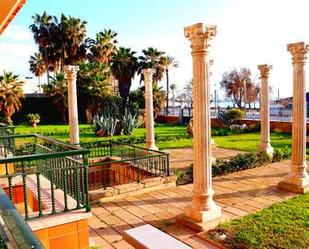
[[0, 71, 24, 124], [207, 193, 309, 249], [272, 147, 291, 162], [27, 113, 40, 126], [218, 108, 245, 126], [122, 106, 141, 135]]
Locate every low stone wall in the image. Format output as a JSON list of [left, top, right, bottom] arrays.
[[211, 117, 309, 134]]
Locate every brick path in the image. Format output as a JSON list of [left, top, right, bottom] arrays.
[[168, 147, 242, 171], [88, 160, 297, 248]]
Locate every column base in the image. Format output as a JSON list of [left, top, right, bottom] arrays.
[[185, 203, 221, 223], [278, 181, 309, 194], [211, 138, 216, 148], [146, 141, 158, 151], [258, 144, 274, 157]]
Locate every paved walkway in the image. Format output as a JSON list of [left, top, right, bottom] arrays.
[[88, 160, 296, 248], [168, 147, 242, 171]]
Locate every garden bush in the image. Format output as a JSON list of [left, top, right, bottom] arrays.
[[177, 148, 291, 185], [218, 108, 245, 126]]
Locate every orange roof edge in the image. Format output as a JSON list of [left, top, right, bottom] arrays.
[[0, 0, 26, 35]]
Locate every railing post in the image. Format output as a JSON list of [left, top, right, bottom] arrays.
[[83, 153, 91, 212]]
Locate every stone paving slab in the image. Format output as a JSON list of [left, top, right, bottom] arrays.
[[89, 158, 298, 248], [168, 147, 242, 171]]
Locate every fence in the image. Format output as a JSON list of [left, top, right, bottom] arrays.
[[0, 134, 90, 221], [81, 141, 169, 190], [0, 123, 14, 137]]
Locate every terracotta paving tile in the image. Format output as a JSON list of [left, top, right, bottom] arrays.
[[96, 227, 122, 244], [112, 240, 135, 249], [184, 235, 217, 249], [88, 229, 110, 247], [89, 150, 297, 248], [97, 213, 124, 226]]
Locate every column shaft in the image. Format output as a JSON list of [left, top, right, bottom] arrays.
[[278, 42, 309, 193], [143, 69, 158, 151], [64, 66, 80, 145], [258, 65, 273, 155], [183, 23, 221, 223]]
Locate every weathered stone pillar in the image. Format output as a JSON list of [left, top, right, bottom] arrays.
[[64, 65, 80, 145], [278, 42, 309, 193], [143, 68, 158, 151], [183, 23, 221, 223], [258, 64, 273, 156]]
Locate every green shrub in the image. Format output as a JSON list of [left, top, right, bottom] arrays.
[[272, 147, 291, 162], [27, 113, 40, 127], [218, 108, 245, 126]]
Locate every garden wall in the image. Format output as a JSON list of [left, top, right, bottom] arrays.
[[211, 118, 309, 134], [155, 115, 180, 124]]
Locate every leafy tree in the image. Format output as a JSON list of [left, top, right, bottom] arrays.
[[88, 29, 118, 64], [111, 47, 138, 104], [43, 73, 68, 123], [0, 71, 24, 124], [184, 79, 193, 107], [160, 56, 178, 112], [29, 52, 46, 92], [129, 85, 166, 118], [30, 12, 88, 75], [220, 68, 260, 109], [60, 15, 88, 66], [77, 62, 112, 117], [138, 47, 165, 84], [170, 83, 177, 107]]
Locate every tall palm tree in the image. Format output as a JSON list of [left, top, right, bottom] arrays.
[[60, 15, 88, 66], [111, 47, 138, 103], [0, 71, 24, 124], [43, 73, 68, 123], [138, 47, 165, 84], [29, 12, 55, 83], [88, 29, 118, 64], [160, 56, 178, 113], [29, 52, 47, 93], [170, 83, 177, 107]]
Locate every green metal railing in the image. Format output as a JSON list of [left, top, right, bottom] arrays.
[[0, 123, 14, 137], [0, 185, 43, 248], [81, 141, 169, 190], [0, 134, 90, 221]]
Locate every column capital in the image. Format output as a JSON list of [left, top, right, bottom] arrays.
[[142, 68, 155, 81], [287, 42, 309, 65], [64, 65, 79, 80], [184, 23, 216, 54], [258, 64, 272, 78]]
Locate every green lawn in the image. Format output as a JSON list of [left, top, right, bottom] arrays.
[[13, 124, 295, 151], [206, 193, 309, 249]]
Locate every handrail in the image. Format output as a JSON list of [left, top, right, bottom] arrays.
[[0, 186, 43, 248]]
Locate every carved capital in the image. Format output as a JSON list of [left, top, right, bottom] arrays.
[[258, 64, 272, 78], [142, 68, 155, 82], [184, 23, 216, 54], [64, 65, 79, 80], [287, 42, 309, 65]]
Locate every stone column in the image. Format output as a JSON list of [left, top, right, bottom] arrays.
[[257, 64, 273, 156], [143, 68, 158, 151], [183, 23, 221, 223], [278, 42, 309, 193], [64, 65, 80, 145]]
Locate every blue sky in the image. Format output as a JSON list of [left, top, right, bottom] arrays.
[[1, 0, 309, 98]]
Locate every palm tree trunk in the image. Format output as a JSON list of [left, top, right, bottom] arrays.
[[166, 69, 169, 115], [38, 76, 41, 93]]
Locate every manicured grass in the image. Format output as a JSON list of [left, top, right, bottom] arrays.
[[214, 132, 292, 152], [12, 124, 298, 153], [207, 193, 309, 249]]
